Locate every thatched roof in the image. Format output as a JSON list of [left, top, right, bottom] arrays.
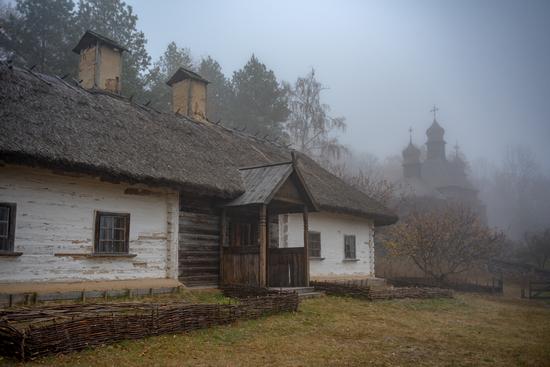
[[0, 65, 397, 225]]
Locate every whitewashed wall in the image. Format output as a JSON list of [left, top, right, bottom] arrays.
[[0, 164, 179, 283], [280, 212, 375, 277]]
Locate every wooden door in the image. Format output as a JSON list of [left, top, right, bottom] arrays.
[[268, 247, 307, 287]]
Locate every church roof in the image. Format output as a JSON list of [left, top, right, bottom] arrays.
[[426, 119, 445, 141], [402, 141, 421, 163], [396, 176, 444, 199], [421, 158, 476, 192]]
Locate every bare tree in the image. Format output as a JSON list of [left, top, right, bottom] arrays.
[[286, 68, 346, 164], [473, 145, 550, 240], [323, 150, 399, 207], [385, 203, 504, 283], [520, 229, 550, 269]]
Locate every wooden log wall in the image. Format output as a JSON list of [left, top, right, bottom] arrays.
[[268, 247, 306, 287], [179, 197, 221, 287]]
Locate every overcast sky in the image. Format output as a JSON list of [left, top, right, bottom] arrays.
[[127, 0, 550, 172]]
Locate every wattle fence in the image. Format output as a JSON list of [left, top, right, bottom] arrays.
[[0, 286, 298, 361], [386, 277, 503, 294], [311, 281, 453, 301]]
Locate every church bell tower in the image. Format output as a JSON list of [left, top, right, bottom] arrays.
[[426, 105, 446, 161]]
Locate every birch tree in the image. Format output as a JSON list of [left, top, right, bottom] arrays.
[[286, 68, 346, 163]]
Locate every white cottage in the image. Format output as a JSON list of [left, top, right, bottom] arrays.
[[0, 165, 179, 283], [281, 212, 376, 278], [0, 31, 396, 297]]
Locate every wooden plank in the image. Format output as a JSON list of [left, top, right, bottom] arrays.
[[267, 247, 306, 287], [303, 206, 309, 286], [220, 208, 226, 284], [259, 205, 267, 287], [178, 202, 221, 287], [220, 251, 260, 286]]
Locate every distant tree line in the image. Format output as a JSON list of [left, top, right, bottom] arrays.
[[0, 0, 346, 160]]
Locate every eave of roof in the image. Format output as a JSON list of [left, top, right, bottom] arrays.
[[72, 30, 128, 54]]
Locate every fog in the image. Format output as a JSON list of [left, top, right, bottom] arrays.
[[128, 0, 550, 173], [2, 0, 548, 239]]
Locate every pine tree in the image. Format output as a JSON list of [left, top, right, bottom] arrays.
[[230, 55, 289, 138], [145, 41, 193, 112], [198, 56, 234, 123], [75, 0, 150, 99], [4, 0, 78, 75]]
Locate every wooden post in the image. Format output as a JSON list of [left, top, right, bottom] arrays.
[[265, 208, 270, 286], [259, 204, 267, 287], [220, 208, 227, 285], [303, 205, 310, 287]]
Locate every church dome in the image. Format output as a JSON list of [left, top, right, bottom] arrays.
[[402, 141, 421, 164], [426, 119, 445, 141]]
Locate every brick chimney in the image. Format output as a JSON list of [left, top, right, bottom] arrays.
[[72, 30, 127, 94], [166, 67, 209, 121]]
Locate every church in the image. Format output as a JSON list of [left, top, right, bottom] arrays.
[[398, 107, 486, 220]]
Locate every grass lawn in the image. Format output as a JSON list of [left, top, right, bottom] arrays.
[[1, 293, 549, 367]]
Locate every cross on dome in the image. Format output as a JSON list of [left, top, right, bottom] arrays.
[[430, 105, 439, 120]]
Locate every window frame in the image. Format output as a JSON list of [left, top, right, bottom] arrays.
[[308, 231, 322, 258], [228, 219, 259, 248], [0, 203, 17, 253], [94, 211, 131, 255], [344, 234, 357, 260]]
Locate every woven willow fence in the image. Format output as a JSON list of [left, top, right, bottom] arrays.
[[0, 286, 298, 361], [310, 281, 453, 300], [387, 277, 503, 294]]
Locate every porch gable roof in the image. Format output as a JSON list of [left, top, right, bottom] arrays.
[[224, 161, 318, 210]]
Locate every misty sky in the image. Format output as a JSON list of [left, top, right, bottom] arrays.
[[127, 0, 550, 172]]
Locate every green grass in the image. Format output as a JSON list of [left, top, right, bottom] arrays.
[[1, 293, 549, 367]]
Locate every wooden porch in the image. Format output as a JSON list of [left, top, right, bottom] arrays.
[[178, 159, 318, 288], [220, 160, 317, 288], [220, 206, 311, 287]]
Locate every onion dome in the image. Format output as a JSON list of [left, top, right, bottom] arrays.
[[402, 141, 421, 164], [426, 119, 445, 142]]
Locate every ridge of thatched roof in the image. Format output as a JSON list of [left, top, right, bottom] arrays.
[[0, 65, 397, 225]]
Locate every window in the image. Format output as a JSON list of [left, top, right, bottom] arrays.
[[308, 231, 321, 258], [0, 203, 16, 252], [228, 220, 258, 247], [94, 212, 130, 254], [344, 235, 356, 259]]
